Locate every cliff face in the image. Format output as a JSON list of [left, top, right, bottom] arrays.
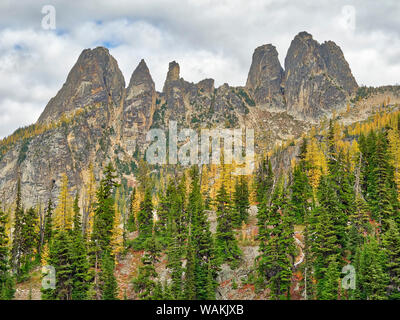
[[0, 31, 359, 207], [38, 47, 125, 124], [245, 32, 358, 119], [246, 44, 285, 109]]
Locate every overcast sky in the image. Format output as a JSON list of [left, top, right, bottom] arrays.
[[0, 0, 399, 138]]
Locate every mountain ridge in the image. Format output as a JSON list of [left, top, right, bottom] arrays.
[[1, 31, 395, 209]]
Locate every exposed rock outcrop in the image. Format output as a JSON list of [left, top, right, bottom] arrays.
[[123, 59, 157, 153], [284, 31, 358, 118], [0, 32, 363, 207], [246, 44, 285, 108]]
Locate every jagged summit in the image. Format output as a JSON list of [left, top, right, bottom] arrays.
[[284, 31, 358, 117], [127, 59, 154, 89], [246, 43, 285, 108], [0, 31, 377, 209], [38, 46, 125, 124], [245, 31, 358, 117], [163, 61, 180, 92], [37, 32, 358, 125]]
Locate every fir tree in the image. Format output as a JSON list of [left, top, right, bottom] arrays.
[[382, 219, 400, 299], [44, 198, 53, 244], [99, 250, 118, 300], [132, 235, 160, 300], [0, 204, 15, 299], [188, 166, 217, 299], [137, 187, 154, 238], [92, 163, 118, 256], [215, 183, 241, 267], [11, 178, 24, 273], [233, 176, 250, 227]]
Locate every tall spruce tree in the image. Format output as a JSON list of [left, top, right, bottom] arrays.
[[187, 166, 217, 299], [0, 204, 15, 299], [215, 183, 241, 267]]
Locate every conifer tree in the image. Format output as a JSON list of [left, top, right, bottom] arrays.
[[0, 204, 15, 299], [215, 183, 241, 267], [11, 178, 24, 273], [54, 174, 73, 231], [382, 219, 400, 299], [256, 179, 295, 299], [137, 187, 154, 239], [184, 239, 196, 300], [99, 250, 118, 300], [187, 166, 217, 299], [233, 176, 250, 227], [355, 237, 388, 300], [132, 235, 160, 300], [44, 199, 53, 244], [92, 163, 118, 256]]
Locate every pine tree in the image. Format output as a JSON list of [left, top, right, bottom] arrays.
[[137, 187, 154, 239], [319, 256, 340, 300], [92, 163, 118, 256], [73, 194, 81, 234], [215, 183, 241, 267], [43, 199, 53, 244], [132, 235, 160, 300], [254, 157, 273, 204], [167, 223, 183, 299], [127, 188, 137, 232], [11, 178, 24, 273], [71, 195, 91, 300], [187, 166, 217, 299], [20, 207, 38, 270], [99, 250, 118, 300], [184, 239, 196, 300], [54, 174, 73, 231], [355, 237, 388, 300], [256, 179, 295, 299], [382, 219, 400, 299], [43, 230, 74, 300], [233, 176, 250, 227]]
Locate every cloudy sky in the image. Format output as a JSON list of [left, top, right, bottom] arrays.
[[0, 0, 399, 138]]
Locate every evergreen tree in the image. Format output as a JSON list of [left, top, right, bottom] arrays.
[[0, 204, 14, 299], [127, 188, 137, 232], [99, 250, 118, 300], [215, 183, 241, 267], [382, 219, 400, 299], [256, 179, 295, 299], [11, 178, 24, 273], [355, 237, 388, 300], [44, 199, 53, 244], [132, 235, 160, 300], [233, 176, 250, 227], [137, 187, 154, 238], [187, 166, 217, 299], [184, 239, 196, 300], [43, 230, 74, 300], [92, 163, 118, 256]]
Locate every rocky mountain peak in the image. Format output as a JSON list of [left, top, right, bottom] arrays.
[[245, 43, 284, 107], [123, 59, 156, 145], [127, 59, 154, 90], [163, 61, 180, 92], [284, 31, 357, 118], [37, 46, 125, 124]]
